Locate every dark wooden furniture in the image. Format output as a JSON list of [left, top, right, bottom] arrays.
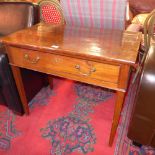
[[0, 1, 45, 115], [1, 23, 141, 146], [128, 45, 155, 148]]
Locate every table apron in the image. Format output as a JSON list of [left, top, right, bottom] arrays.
[[6, 46, 131, 92]]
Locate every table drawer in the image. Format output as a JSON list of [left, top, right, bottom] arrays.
[[7, 46, 120, 85]]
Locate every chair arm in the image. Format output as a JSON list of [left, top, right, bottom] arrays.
[[126, 23, 142, 32]]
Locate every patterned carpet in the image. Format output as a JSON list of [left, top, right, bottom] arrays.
[[0, 77, 155, 155]]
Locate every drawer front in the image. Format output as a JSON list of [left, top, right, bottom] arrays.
[[7, 46, 120, 88]]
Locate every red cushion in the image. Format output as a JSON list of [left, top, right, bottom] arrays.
[[41, 4, 62, 24]]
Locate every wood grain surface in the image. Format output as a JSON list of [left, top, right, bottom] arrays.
[[2, 23, 141, 65]]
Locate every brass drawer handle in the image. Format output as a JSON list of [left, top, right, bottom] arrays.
[[75, 64, 96, 76], [24, 54, 40, 64]]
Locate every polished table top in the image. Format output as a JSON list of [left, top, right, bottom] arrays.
[[2, 23, 141, 65]]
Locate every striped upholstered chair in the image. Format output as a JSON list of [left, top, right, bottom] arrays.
[[60, 0, 127, 30]]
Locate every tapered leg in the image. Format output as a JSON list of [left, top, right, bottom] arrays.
[[48, 75, 53, 89], [11, 66, 29, 114], [109, 91, 125, 146]]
